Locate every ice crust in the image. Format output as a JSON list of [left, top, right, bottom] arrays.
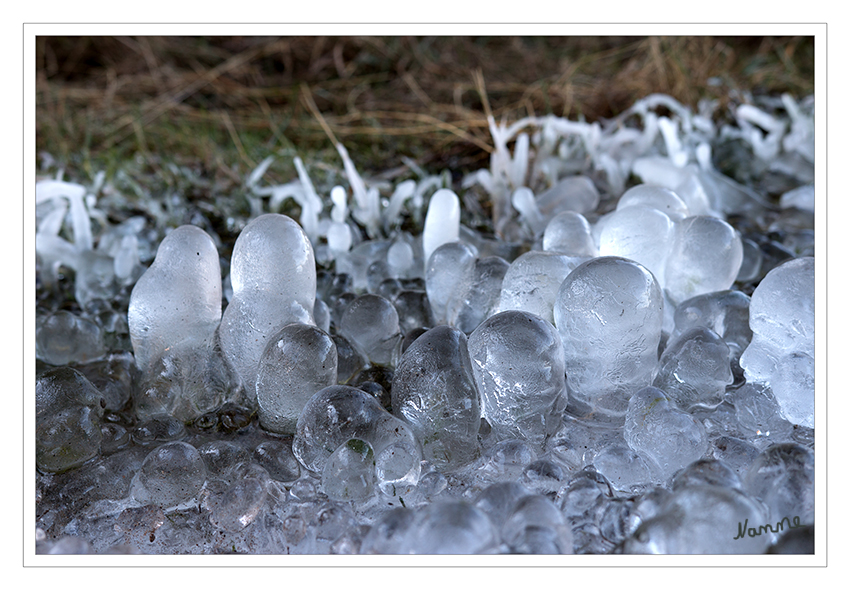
[[35, 91, 816, 556]]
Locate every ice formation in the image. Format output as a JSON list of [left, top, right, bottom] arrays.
[[35, 91, 817, 556]]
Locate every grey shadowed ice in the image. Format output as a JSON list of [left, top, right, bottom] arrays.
[[468, 310, 566, 450], [338, 293, 402, 367], [739, 257, 815, 427], [392, 325, 482, 470], [220, 214, 317, 400], [554, 256, 663, 418]]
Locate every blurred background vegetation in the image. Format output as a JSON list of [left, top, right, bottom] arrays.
[[35, 36, 815, 194]]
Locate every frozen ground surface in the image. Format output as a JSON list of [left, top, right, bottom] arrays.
[[34, 91, 816, 555]]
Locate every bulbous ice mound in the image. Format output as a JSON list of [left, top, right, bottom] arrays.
[[624, 387, 708, 482], [599, 205, 675, 287], [128, 225, 222, 376], [392, 325, 481, 470], [425, 241, 477, 325], [133, 441, 207, 509], [652, 326, 733, 411], [468, 310, 566, 449], [664, 216, 743, 304], [220, 214, 317, 396], [338, 294, 401, 367], [623, 485, 771, 554], [498, 251, 586, 324], [554, 256, 663, 417], [256, 323, 337, 435], [739, 257, 814, 427], [36, 367, 105, 473], [293, 385, 421, 497]]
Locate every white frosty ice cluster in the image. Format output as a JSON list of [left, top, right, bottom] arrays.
[[35, 92, 816, 556]]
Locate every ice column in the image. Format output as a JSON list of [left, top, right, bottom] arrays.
[[220, 214, 317, 399]]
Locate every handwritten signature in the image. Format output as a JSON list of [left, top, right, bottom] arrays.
[[733, 516, 805, 540]]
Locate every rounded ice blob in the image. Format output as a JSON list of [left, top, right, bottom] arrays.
[[468, 310, 566, 449], [129, 225, 222, 376], [425, 241, 477, 325], [422, 188, 460, 268], [293, 385, 421, 497], [392, 325, 481, 470], [220, 214, 317, 396], [498, 251, 585, 324], [36, 367, 104, 473], [739, 257, 814, 427], [338, 294, 402, 367], [664, 216, 743, 304], [135, 441, 207, 509], [256, 323, 337, 434], [554, 256, 663, 417]]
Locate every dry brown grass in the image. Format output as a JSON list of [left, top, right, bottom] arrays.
[[36, 36, 814, 187]]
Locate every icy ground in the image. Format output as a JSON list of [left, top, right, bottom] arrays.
[[35, 91, 816, 555]]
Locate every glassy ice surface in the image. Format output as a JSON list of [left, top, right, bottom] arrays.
[[425, 241, 478, 325], [293, 385, 421, 497], [554, 257, 663, 417], [422, 188, 461, 267], [469, 311, 566, 449], [256, 323, 337, 434], [37, 311, 106, 366], [132, 442, 207, 509], [392, 325, 481, 470], [599, 205, 675, 286], [652, 326, 733, 411], [446, 255, 510, 334], [616, 184, 690, 221], [664, 216, 744, 304], [220, 214, 317, 395], [498, 250, 585, 323], [338, 294, 402, 367], [739, 257, 815, 427], [744, 443, 815, 525], [623, 485, 771, 554], [624, 387, 708, 482], [542, 211, 597, 257], [36, 367, 104, 473]]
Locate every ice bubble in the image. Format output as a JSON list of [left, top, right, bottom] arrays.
[[134, 441, 207, 509], [542, 211, 597, 257], [554, 256, 663, 417], [338, 294, 402, 367], [469, 311, 566, 449], [256, 323, 338, 434], [220, 214, 317, 395], [253, 440, 301, 484], [206, 477, 267, 532], [664, 216, 743, 304], [535, 175, 600, 218], [498, 251, 585, 324], [673, 290, 752, 359], [739, 257, 814, 427], [652, 326, 733, 411], [292, 385, 421, 497], [425, 241, 477, 325], [392, 325, 481, 470], [624, 387, 708, 482], [671, 458, 743, 491], [36, 367, 104, 473]]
